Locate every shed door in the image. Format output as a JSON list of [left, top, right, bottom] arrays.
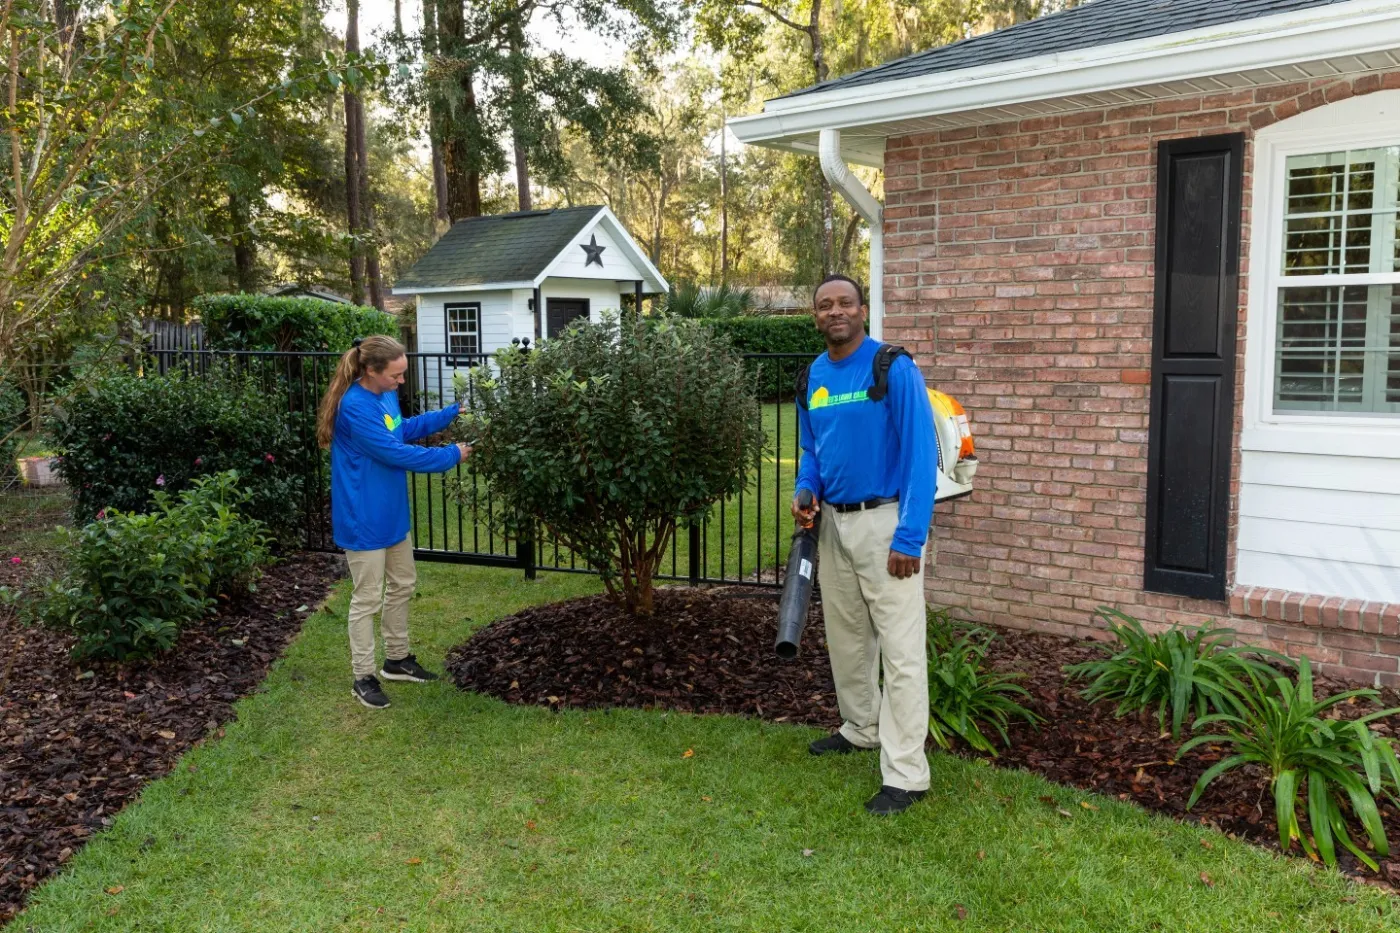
[[1143, 134, 1243, 601], [546, 299, 589, 338]]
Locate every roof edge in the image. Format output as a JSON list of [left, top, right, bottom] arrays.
[[730, 0, 1400, 157]]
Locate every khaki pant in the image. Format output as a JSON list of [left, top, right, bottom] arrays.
[[345, 536, 417, 679], [819, 503, 931, 792]]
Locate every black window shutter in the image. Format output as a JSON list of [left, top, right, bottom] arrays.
[[1143, 133, 1243, 601]]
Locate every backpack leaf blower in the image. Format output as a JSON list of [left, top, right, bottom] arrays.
[[774, 489, 820, 661]]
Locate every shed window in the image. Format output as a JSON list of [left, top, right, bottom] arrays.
[[445, 303, 480, 357], [1276, 147, 1400, 413]]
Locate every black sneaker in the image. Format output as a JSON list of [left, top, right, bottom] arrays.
[[808, 732, 876, 756], [352, 676, 390, 709], [864, 785, 927, 816], [380, 654, 439, 683]]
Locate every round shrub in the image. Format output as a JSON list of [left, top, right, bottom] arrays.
[[49, 365, 306, 542]]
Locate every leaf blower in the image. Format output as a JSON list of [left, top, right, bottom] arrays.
[[774, 489, 820, 661]]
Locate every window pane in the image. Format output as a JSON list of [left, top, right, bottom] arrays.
[[1275, 285, 1400, 412], [1283, 148, 1399, 275]]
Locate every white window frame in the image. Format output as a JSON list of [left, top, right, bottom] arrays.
[[1243, 89, 1400, 460], [444, 302, 480, 358]]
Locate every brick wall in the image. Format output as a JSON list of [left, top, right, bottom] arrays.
[[885, 70, 1400, 685]]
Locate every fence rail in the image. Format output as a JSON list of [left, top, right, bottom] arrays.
[[141, 347, 815, 588]]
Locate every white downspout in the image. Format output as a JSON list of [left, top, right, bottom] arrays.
[[818, 128, 883, 340]]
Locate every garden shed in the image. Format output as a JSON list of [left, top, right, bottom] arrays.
[[391, 205, 667, 360], [731, 0, 1400, 682]]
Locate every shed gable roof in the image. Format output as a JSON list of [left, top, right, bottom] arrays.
[[783, 0, 1351, 101], [394, 207, 603, 291]]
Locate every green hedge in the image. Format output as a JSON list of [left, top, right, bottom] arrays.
[[0, 381, 24, 484], [194, 293, 398, 353], [695, 316, 824, 400], [50, 365, 307, 542]]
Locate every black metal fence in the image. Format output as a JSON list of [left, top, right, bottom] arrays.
[[141, 347, 815, 588]]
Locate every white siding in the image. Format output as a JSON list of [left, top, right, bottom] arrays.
[[546, 223, 649, 283], [539, 278, 628, 337], [412, 289, 515, 403], [1236, 451, 1400, 603]]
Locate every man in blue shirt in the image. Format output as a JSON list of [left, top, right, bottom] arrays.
[[793, 275, 938, 815]]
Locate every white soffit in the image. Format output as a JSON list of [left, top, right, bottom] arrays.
[[729, 0, 1400, 168]]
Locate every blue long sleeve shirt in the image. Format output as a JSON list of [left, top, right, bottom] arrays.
[[330, 383, 463, 551], [795, 337, 938, 557]]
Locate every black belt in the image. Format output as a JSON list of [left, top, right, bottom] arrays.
[[826, 495, 898, 513]]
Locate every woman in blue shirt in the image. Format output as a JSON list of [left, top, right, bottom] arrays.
[[316, 335, 469, 709]]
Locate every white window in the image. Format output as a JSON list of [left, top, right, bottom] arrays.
[[1275, 146, 1400, 414], [445, 303, 479, 356]]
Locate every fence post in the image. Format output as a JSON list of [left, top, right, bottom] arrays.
[[518, 519, 537, 580], [688, 519, 701, 587]]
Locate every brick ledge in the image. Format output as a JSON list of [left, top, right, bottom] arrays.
[[1229, 586, 1400, 636]]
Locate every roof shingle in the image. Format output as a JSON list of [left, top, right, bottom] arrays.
[[782, 0, 1350, 100], [393, 206, 603, 290]]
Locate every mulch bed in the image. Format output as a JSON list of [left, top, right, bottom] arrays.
[[447, 586, 1400, 890], [0, 550, 345, 923]]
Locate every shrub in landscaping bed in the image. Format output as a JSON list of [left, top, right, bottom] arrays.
[[0, 380, 26, 484], [195, 293, 397, 353], [24, 471, 272, 661], [1181, 654, 1400, 871], [697, 315, 824, 400], [49, 364, 306, 541], [1064, 607, 1282, 739], [926, 609, 1040, 756], [456, 314, 765, 614]]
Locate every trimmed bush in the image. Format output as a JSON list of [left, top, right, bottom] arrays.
[[29, 471, 272, 662], [50, 365, 306, 541], [195, 293, 397, 353], [456, 314, 765, 615], [0, 381, 25, 484], [696, 316, 825, 401]]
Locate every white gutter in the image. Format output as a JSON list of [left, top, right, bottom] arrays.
[[818, 128, 883, 341], [731, 0, 1400, 158]]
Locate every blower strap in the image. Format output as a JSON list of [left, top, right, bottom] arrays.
[[796, 343, 910, 410]]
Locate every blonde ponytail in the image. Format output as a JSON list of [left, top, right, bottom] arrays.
[[317, 335, 406, 448]]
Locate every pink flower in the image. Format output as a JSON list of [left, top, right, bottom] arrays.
[[155, 474, 165, 487], [97, 510, 106, 520], [103, 433, 111, 441], [194, 457, 203, 466], [8, 557, 20, 565], [264, 454, 275, 463]]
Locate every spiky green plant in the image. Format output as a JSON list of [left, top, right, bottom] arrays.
[[1180, 655, 1400, 870]]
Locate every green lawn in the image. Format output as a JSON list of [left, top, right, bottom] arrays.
[[12, 563, 1399, 932], [408, 402, 802, 583]]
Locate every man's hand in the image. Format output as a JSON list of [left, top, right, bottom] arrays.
[[456, 442, 473, 461], [888, 550, 921, 579], [791, 494, 820, 529]]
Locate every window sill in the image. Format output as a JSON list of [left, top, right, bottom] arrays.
[[1230, 585, 1400, 635], [1242, 423, 1400, 459]]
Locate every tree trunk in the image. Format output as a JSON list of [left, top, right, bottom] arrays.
[[720, 107, 728, 285], [229, 191, 257, 293], [344, 0, 365, 304], [508, 17, 531, 211], [439, 0, 483, 220], [346, 0, 383, 308], [809, 5, 835, 277], [422, 0, 451, 234], [838, 212, 860, 274]]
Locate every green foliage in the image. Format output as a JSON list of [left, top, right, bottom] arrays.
[[49, 365, 306, 541], [0, 381, 25, 484], [926, 607, 1041, 756], [28, 471, 271, 662], [663, 282, 756, 318], [1065, 607, 1281, 739], [455, 314, 764, 614], [1180, 656, 1400, 871], [195, 294, 397, 353], [697, 315, 824, 400]]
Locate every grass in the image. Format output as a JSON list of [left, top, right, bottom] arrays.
[[407, 402, 802, 583], [12, 563, 1400, 932]]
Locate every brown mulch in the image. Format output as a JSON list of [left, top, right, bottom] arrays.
[[0, 550, 345, 923], [448, 586, 1400, 890]]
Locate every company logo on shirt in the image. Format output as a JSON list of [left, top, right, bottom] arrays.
[[808, 385, 867, 410], [383, 413, 402, 432]]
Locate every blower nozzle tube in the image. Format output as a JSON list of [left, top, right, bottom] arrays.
[[774, 490, 819, 660]]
